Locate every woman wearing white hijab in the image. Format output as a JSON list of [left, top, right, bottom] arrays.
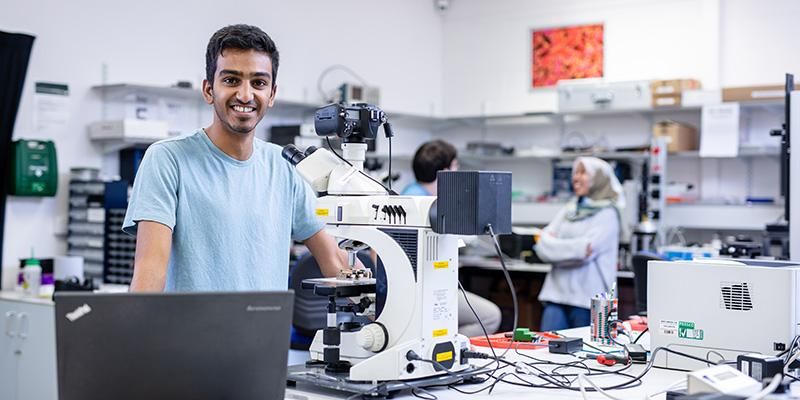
[[535, 157, 626, 331]]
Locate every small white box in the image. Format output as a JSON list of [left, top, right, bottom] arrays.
[[682, 89, 722, 107], [88, 119, 169, 140], [687, 365, 761, 396]]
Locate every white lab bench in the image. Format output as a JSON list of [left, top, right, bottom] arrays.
[[459, 255, 635, 279], [286, 326, 689, 399], [2, 290, 784, 400]]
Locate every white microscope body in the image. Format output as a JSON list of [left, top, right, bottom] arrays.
[[290, 142, 472, 382]]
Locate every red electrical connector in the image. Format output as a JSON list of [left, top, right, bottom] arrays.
[[593, 353, 630, 366]]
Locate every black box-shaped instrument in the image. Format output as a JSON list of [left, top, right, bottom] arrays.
[[432, 171, 512, 236], [736, 353, 784, 382], [548, 337, 583, 354]]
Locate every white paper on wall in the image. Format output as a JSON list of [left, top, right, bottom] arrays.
[[34, 82, 71, 133], [700, 103, 740, 158]]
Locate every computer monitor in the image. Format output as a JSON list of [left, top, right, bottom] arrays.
[[55, 291, 294, 400]]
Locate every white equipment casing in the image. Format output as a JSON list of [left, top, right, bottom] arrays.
[[309, 195, 470, 381], [557, 79, 652, 112], [686, 365, 761, 396], [295, 143, 386, 196], [649, 259, 800, 370]]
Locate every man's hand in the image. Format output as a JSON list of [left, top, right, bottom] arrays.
[[305, 230, 364, 278], [130, 221, 172, 292], [586, 243, 592, 258]]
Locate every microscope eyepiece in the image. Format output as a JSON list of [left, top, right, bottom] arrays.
[[281, 144, 307, 166]]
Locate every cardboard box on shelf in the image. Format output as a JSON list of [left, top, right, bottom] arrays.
[[651, 79, 701, 108], [652, 94, 681, 107], [652, 121, 698, 152], [651, 79, 702, 95], [722, 85, 784, 102]]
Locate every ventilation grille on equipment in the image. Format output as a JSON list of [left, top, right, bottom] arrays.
[[379, 228, 418, 280], [719, 282, 753, 311], [426, 235, 438, 262]]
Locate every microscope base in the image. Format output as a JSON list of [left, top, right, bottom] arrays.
[[286, 363, 485, 398]]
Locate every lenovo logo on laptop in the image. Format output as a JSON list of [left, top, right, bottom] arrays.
[[245, 305, 282, 312], [65, 304, 92, 322]]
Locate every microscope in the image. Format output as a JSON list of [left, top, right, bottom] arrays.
[[283, 103, 512, 388]]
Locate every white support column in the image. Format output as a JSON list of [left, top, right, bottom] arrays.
[[789, 91, 800, 259]]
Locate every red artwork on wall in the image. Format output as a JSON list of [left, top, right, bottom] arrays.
[[531, 24, 604, 88]]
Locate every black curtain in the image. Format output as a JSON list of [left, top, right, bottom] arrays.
[[0, 31, 36, 279]]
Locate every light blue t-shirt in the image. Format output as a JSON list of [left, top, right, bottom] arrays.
[[401, 182, 431, 196], [122, 129, 323, 292]]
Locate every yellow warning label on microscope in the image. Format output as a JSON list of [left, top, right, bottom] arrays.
[[436, 351, 454, 362], [433, 261, 449, 269], [315, 208, 329, 216], [432, 329, 448, 337]]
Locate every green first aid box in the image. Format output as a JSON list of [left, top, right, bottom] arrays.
[[9, 139, 58, 197]]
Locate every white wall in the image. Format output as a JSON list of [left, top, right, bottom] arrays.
[[441, 0, 720, 117], [1, 0, 444, 269], [439, 0, 800, 117], [437, 0, 794, 208], [4, 0, 799, 268], [720, 0, 800, 87]]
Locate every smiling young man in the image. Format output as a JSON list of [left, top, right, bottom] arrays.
[[123, 25, 349, 292]]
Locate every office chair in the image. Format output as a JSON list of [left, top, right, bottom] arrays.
[[631, 251, 664, 316]]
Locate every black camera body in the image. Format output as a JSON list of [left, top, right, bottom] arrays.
[[314, 103, 386, 142]]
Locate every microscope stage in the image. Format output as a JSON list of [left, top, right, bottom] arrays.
[[301, 277, 377, 297]]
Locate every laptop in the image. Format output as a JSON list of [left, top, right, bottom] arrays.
[[55, 291, 294, 400]]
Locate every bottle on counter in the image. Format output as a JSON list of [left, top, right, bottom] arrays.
[[22, 251, 42, 297]]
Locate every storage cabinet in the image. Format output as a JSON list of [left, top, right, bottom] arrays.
[[0, 295, 57, 400]]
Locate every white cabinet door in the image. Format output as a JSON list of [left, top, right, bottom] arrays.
[[0, 300, 20, 400], [15, 301, 57, 400]]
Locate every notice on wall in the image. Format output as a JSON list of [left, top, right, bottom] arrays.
[[699, 103, 740, 158], [34, 82, 70, 133]]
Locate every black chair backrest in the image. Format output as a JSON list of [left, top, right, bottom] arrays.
[[631, 252, 664, 316]]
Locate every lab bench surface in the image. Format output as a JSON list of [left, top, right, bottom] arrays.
[[285, 326, 692, 400], [459, 255, 635, 278]]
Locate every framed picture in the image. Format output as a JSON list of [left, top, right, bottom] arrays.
[[531, 23, 604, 88]]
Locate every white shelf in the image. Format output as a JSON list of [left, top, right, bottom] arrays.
[[459, 150, 649, 163], [556, 100, 782, 118], [663, 203, 783, 230], [510, 201, 782, 230], [669, 146, 780, 158], [89, 136, 166, 153], [91, 84, 443, 123], [92, 84, 786, 123], [92, 83, 202, 100]]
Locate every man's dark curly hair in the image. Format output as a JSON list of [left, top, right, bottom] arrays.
[[412, 140, 458, 183], [205, 24, 279, 87]]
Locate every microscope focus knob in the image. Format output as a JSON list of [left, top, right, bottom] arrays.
[[357, 323, 387, 352]]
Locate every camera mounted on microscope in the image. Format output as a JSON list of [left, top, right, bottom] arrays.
[[314, 103, 394, 143]]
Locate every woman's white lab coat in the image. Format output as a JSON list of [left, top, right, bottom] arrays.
[[535, 206, 620, 309]]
